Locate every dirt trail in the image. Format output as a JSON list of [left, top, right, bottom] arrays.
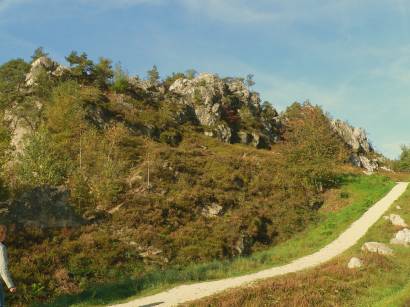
[[110, 182, 409, 307]]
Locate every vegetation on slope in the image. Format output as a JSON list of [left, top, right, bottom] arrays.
[[36, 174, 394, 307], [0, 49, 393, 306], [188, 178, 410, 307]]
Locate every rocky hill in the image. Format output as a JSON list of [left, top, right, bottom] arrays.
[[16, 56, 379, 170], [0, 53, 387, 305]]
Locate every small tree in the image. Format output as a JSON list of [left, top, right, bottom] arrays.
[[282, 102, 348, 191], [94, 57, 113, 89], [31, 47, 48, 63], [111, 63, 130, 93], [395, 145, 410, 171], [65, 51, 96, 84], [147, 65, 160, 84], [15, 129, 67, 187], [0, 59, 31, 109], [245, 74, 255, 89], [185, 69, 197, 80]]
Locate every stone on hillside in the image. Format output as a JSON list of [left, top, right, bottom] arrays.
[[386, 214, 408, 227], [233, 233, 251, 256], [331, 120, 380, 172], [396, 205, 402, 210], [380, 166, 394, 172], [331, 120, 373, 154], [351, 155, 378, 173], [202, 203, 223, 218], [347, 257, 363, 269], [26, 56, 68, 87], [4, 111, 32, 154], [390, 228, 410, 246], [361, 242, 393, 255]]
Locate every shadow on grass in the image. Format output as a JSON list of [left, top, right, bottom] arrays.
[[33, 260, 231, 307]]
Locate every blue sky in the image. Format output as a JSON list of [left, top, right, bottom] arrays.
[[1, 0, 410, 158]]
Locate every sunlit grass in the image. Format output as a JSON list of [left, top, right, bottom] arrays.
[[189, 178, 410, 307]]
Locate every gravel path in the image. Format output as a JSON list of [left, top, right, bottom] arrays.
[[110, 182, 408, 307]]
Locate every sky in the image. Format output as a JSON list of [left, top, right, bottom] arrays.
[[1, 0, 410, 158]]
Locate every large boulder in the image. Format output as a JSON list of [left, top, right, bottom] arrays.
[[347, 257, 363, 269], [384, 214, 408, 227], [390, 228, 410, 246], [361, 242, 393, 255]]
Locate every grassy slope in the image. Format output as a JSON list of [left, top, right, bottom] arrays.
[[189, 175, 410, 307], [41, 174, 394, 307]]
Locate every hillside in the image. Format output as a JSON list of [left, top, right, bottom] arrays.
[[0, 51, 390, 306]]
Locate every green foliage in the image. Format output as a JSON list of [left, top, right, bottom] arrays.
[[31, 47, 48, 63], [282, 102, 348, 191], [15, 129, 67, 187], [185, 69, 197, 80], [159, 129, 182, 146], [75, 124, 139, 209], [111, 63, 130, 93], [0, 59, 30, 109], [245, 73, 255, 88], [394, 145, 410, 172], [65, 51, 96, 85], [147, 65, 160, 84], [94, 57, 113, 89]]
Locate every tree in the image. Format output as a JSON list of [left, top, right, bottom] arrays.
[[94, 57, 113, 89], [282, 102, 348, 191], [0, 59, 30, 109], [395, 145, 410, 171], [245, 74, 255, 89], [185, 69, 197, 80], [111, 63, 130, 93], [31, 47, 48, 63], [147, 65, 160, 84], [261, 101, 278, 118], [65, 51, 96, 84], [15, 128, 67, 186]]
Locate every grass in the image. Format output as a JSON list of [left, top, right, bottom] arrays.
[[36, 173, 395, 307], [189, 176, 410, 307]]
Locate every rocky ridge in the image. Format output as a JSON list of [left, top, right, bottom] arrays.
[[19, 56, 382, 171], [331, 120, 379, 172]]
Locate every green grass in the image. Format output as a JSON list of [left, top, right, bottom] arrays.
[[344, 184, 410, 307], [36, 174, 395, 307]]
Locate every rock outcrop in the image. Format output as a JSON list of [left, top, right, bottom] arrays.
[[25, 56, 68, 87], [201, 203, 224, 218], [331, 120, 379, 172], [361, 242, 393, 255], [169, 73, 280, 148]]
